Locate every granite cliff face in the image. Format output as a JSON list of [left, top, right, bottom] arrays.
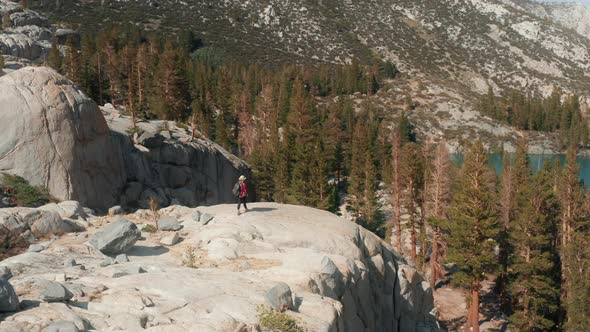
[[0, 203, 440, 332], [0, 67, 250, 210], [0, 67, 126, 209]]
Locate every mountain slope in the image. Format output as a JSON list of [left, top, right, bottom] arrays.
[[22, 0, 590, 152], [31, 0, 590, 97]]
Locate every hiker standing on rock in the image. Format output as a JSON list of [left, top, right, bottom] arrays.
[[233, 175, 249, 215]]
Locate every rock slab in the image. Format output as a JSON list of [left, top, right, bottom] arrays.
[[40, 282, 73, 302]]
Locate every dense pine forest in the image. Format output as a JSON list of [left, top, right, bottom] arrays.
[[477, 87, 590, 148], [44, 26, 590, 331]]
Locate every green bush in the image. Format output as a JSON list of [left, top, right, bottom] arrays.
[[1, 173, 50, 207], [141, 224, 158, 233], [256, 305, 306, 332]]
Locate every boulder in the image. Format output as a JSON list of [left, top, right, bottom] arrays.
[[40, 282, 73, 302], [191, 210, 201, 222], [99, 257, 115, 267], [63, 258, 76, 268], [0, 67, 126, 209], [39, 201, 87, 220], [27, 244, 46, 252], [199, 213, 214, 225], [158, 218, 182, 231], [42, 320, 80, 332], [0, 266, 12, 281], [108, 206, 124, 216], [24, 210, 83, 238], [0, 31, 43, 60], [9, 10, 50, 27], [264, 282, 293, 311], [115, 254, 129, 264], [0, 279, 19, 312], [56, 201, 87, 220], [89, 218, 140, 255], [160, 231, 179, 246]]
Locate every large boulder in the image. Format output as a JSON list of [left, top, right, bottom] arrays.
[[0, 67, 126, 209], [24, 210, 83, 238], [89, 218, 141, 255], [0, 279, 19, 312]]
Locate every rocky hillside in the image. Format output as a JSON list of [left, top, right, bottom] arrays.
[[0, 202, 440, 331], [0, 66, 251, 210], [518, 0, 590, 41], [28, 0, 590, 97], [18, 0, 590, 152]]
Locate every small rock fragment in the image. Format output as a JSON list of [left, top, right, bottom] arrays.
[[199, 213, 214, 225], [28, 244, 46, 253], [0, 266, 12, 281], [160, 232, 179, 246], [64, 257, 76, 268], [108, 206, 124, 216], [115, 254, 129, 264], [158, 218, 182, 231], [100, 257, 115, 267]]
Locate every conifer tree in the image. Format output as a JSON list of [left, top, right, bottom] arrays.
[[47, 37, 62, 73], [151, 42, 189, 120], [558, 145, 587, 326], [361, 147, 382, 235], [448, 141, 499, 332], [273, 129, 290, 204], [401, 142, 424, 262], [64, 36, 81, 83], [390, 129, 402, 252], [508, 161, 559, 331], [349, 120, 367, 218], [563, 231, 590, 330], [425, 142, 452, 288]]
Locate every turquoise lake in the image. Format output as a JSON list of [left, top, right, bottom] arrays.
[[449, 154, 590, 188]]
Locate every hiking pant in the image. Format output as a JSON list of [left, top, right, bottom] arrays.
[[237, 196, 248, 210]]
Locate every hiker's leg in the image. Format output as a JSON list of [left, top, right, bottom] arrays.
[[243, 198, 248, 211], [237, 197, 242, 211]]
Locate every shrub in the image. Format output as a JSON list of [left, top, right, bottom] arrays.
[[182, 245, 197, 268], [256, 305, 306, 332], [141, 224, 157, 233], [1, 173, 50, 207]]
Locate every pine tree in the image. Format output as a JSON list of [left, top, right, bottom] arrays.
[[349, 120, 367, 218], [558, 145, 587, 326], [390, 129, 402, 252], [361, 147, 382, 235], [508, 161, 559, 331], [447, 141, 499, 332], [425, 142, 452, 288], [64, 36, 81, 83], [150, 42, 189, 120], [287, 76, 316, 205], [273, 129, 290, 204], [563, 231, 590, 330], [401, 142, 424, 262], [47, 37, 62, 73]]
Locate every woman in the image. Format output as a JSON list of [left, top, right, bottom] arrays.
[[233, 175, 249, 215]]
